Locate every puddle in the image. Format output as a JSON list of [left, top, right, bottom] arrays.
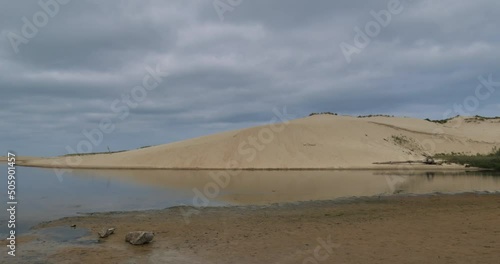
[[35, 226, 96, 245]]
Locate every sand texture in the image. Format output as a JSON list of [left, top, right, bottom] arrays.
[[15, 194, 500, 264], [20, 115, 500, 169]]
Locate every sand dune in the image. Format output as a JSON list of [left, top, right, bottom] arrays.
[[21, 115, 500, 169]]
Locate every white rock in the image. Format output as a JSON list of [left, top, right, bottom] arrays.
[[98, 227, 115, 238]]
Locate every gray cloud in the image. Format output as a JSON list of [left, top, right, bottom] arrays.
[[1, 0, 499, 156]]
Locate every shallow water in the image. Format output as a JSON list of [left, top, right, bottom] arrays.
[[1, 165, 499, 236], [35, 226, 95, 245]]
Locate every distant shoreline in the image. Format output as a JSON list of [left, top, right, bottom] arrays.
[[17, 160, 477, 171]]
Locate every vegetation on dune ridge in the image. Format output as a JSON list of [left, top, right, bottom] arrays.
[[63, 150, 126, 157], [435, 147, 500, 170], [357, 114, 395, 118], [425, 115, 500, 124], [424, 116, 456, 124], [309, 112, 338, 116], [62, 145, 153, 157], [307, 113, 499, 122], [308, 113, 398, 118]]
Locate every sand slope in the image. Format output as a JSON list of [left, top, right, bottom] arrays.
[[21, 115, 500, 169]]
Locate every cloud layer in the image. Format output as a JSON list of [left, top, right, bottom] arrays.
[[1, 0, 499, 155]]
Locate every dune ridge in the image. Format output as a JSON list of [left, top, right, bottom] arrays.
[[20, 115, 500, 170]]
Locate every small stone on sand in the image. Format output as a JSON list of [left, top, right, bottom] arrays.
[[98, 228, 115, 238], [125, 231, 154, 245]]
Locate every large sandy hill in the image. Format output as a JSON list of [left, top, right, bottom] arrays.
[[21, 115, 500, 169]]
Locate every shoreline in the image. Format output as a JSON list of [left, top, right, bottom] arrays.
[[17, 160, 476, 171], [30, 191, 500, 226], [16, 193, 500, 263]]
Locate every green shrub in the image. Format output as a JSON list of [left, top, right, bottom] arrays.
[[309, 112, 338, 116], [435, 147, 500, 170]]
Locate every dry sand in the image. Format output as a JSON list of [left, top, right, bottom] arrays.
[[1, 156, 41, 163], [14, 194, 500, 264], [20, 115, 500, 169]]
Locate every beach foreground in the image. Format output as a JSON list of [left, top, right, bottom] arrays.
[[15, 193, 500, 264]]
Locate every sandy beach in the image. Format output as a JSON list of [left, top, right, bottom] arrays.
[[14, 193, 500, 264], [8, 115, 500, 264], [18, 115, 500, 170], [4, 2, 500, 264]]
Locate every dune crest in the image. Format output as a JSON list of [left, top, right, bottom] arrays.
[[21, 115, 500, 169]]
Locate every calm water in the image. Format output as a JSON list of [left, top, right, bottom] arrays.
[[1, 164, 500, 236]]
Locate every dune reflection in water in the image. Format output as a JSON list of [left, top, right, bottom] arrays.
[[73, 170, 500, 205]]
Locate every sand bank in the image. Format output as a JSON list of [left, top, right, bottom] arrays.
[[15, 193, 500, 263], [20, 115, 500, 170]]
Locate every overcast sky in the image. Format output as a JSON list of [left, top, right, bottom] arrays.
[[1, 0, 499, 156]]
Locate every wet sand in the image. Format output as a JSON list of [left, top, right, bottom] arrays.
[[13, 194, 500, 264]]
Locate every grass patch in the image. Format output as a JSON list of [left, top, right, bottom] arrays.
[[357, 114, 394, 118], [424, 116, 457, 124], [391, 135, 410, 146], [63, 150, 126, 157], [471, 115, 500, 120], [62, 145, 154, 157], [309, 112, 338, 116], [425, 115, 500, 124], [435, 147, 500, 170]]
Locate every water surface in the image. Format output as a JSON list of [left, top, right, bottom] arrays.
[[1, 165, 499, 236]]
